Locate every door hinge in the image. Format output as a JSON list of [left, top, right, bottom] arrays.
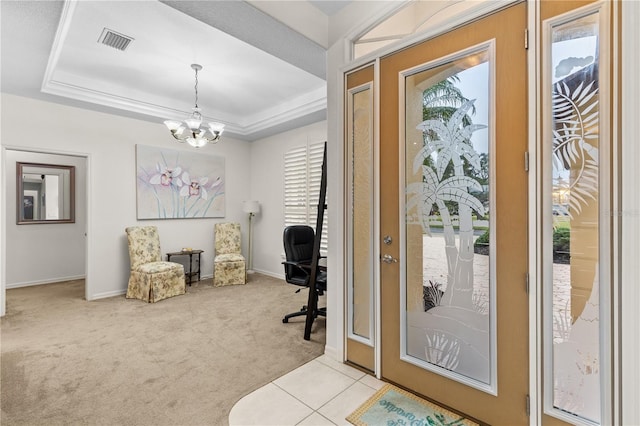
[[524, 29, 529, 50], [524, 151, 530, 172], [526, 394, 530, 416], [526, 272, 530, 295]]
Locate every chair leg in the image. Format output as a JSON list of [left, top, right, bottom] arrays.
[[283, 285, 326, 324], [282, 307, 308, 323], [282, 304, 326, 323]]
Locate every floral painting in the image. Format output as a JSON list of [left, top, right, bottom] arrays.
[[136, 144, 225, 219]]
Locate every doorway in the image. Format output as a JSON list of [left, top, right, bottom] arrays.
[[3, 149, 88, 303], [346, 3, 530, 423], [342, 0, 624, 423]]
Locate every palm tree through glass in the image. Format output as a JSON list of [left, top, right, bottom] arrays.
[[404, 50, 492, 386]]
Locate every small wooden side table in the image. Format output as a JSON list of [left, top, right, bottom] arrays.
[[166, 249, 203, 285]]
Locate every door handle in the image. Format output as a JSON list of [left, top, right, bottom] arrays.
[[381, 254, 398, 264]]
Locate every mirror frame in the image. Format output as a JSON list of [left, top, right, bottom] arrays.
[[16, 162, 76, 225]]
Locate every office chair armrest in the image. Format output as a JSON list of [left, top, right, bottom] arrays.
[[282, 260, 311, 276]]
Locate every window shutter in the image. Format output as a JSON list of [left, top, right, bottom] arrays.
[[284, 142, 328, 255], [284, 146, 308, 227]]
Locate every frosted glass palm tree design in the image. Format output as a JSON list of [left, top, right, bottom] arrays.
[[401, 49, 494, 388], [552, 80, 599, 220], [404, 81, 491, 385], [548, 11, 601, 422], [408, 99, 486, 309]]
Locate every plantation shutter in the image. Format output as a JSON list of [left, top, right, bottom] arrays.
[[284, 141, 328, 255], [284, 146, 308, 226]]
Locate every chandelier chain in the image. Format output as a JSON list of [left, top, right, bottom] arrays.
[[194, 67, 199, 108]]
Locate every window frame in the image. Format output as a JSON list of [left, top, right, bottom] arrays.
[[283, 141, 328, 254]]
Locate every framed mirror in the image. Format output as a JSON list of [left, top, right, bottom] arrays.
[[17, 162, 75, 224]]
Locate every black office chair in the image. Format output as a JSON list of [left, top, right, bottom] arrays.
[[282, 225, 326, 324]]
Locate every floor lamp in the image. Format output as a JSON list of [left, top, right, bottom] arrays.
[[243, 200, 260, 274]]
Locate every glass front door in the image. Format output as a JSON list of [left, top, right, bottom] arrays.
[[379, 3, 529, 423]]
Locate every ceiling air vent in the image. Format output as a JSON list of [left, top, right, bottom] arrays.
[[98, 28, 133, 51]]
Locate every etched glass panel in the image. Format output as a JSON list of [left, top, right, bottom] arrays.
[[348, 85, 373, 341], [403, 48, 493, 389], [547, 10, 601, 423]]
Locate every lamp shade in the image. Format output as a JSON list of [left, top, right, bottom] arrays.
[[243, 200, 260, 214]]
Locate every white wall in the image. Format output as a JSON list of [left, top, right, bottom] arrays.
[[1, 93, 251, 300], [5, 150, 87, 287], [322, 0, 396, 362], [621, 0, 640, 422], [248, 1, 329, 48], [1, 98, 5, 315], [323, 37, 349, 360], [249, 120, 327, 278]]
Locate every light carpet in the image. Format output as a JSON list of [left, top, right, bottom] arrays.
[[347, 384, 478, 426], [1, 274, 325, 425]]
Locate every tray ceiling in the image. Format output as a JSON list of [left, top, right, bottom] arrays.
[[2, 0, 338, 141]]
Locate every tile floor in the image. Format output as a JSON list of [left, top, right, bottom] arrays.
[[229, 355, 385, 425]]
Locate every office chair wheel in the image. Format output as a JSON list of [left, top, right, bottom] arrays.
[[282, 318, 289, 323]]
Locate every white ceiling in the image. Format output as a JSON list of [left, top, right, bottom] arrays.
[[0, 0, 356, 141], [308, 1, 350, 16]]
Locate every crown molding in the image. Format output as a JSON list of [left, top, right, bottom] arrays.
[[40, 0, 327, 138], [41, 77, 327, 137]]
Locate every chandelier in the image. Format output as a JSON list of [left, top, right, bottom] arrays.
[[164, 64, 225, 148]]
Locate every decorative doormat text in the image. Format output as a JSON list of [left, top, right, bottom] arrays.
[[346, 384, 479, 426]]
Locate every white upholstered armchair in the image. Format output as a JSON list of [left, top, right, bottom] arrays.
[[213, 222, 246, 286], [125, 226, 186, 302]]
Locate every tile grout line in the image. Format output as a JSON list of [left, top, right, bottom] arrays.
[[266, 357, 379, 425], [314, 378, 376, 425], [270, 361, 365, 418], [271, 380, 318, 411], [287, 380, 367, 426], [228, 357, 375, 426], [312, 377, 380, 424], [270, 380, 338, 425], [314, 356, 369, 381], [295, 410, 337, 426]]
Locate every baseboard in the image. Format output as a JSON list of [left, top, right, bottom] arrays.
[[6, 275, 85, 289], [251, 269, 285, 280], [324, 344, 339, 361], [90, 289, 126, 300]]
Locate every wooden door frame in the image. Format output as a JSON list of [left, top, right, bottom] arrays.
[[531, 1, 619, 424], [345, 64, 378, 372], [337, 1, 633, 423]]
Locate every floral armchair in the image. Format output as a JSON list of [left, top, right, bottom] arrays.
[[125, 226, 186, 302], [213, 222, 246, 286]]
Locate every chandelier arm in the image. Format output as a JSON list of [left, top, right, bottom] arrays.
[[169, 131, 188, 142]]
